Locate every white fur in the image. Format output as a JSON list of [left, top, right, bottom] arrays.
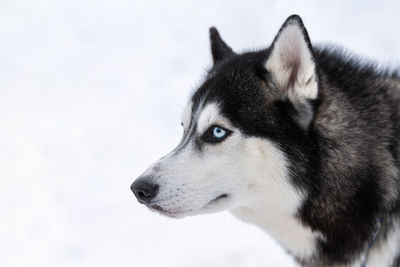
[[197, 103, 232, 134], [366, 220, 400, 267], [197, 103, 220, 134], [181, 101, 193, 130], [265, 22, 318, 102], [229, 138, 321, 259], [138, 101, 321, 261]]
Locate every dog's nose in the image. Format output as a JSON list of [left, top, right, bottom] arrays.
[[130, 177, 159, 204]]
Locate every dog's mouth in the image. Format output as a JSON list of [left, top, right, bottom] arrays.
[[149, 193, 230, 217], [207, 193, 229, 205]]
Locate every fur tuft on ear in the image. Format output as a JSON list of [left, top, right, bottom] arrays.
[[266, 15, 318, 103], [209, 27, 235, 64]]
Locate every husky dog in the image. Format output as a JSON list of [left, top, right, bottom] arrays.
[[131, 15, 400, 266]]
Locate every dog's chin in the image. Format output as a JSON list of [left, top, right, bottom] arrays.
[[149, 193, 231, 218]]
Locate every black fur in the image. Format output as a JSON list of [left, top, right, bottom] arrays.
[[209, 27, 235, 64]]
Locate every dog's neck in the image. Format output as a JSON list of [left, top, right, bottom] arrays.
[[230, 199, 321, 262], [230, 202, 400, 266]]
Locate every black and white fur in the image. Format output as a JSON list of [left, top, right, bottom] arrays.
[[131, 15, 400, 266]]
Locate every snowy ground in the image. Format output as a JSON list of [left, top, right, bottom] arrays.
[[1, 1, 399, 266]]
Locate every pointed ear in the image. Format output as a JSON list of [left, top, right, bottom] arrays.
[[209, 27, 235, 64], [265, 15, 318, 103]]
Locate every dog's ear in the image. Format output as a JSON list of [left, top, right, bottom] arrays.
[[209, 27, 234, 64], [265, 15, 318, 129], [266, 15, 318, 103]]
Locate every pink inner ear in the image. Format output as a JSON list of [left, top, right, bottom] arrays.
[[265, 23, 317, 101]]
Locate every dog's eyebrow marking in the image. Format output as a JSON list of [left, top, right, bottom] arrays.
[[181, 101, 193, 130], [196, 103, 221, 134]]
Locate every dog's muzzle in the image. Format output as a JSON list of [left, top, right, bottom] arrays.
[[130, 176, 159, 204]]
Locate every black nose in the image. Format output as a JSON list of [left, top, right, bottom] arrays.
[[130, 177, 159, 204]]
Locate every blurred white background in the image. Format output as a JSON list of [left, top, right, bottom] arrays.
[[1, 1, 399, 266]]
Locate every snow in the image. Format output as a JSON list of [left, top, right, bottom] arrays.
[[0, 1, 399, 266]]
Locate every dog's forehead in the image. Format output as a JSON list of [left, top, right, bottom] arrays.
[[196, 103, 222, 133], [180, 51, 272, 135], [181, 99, 223, 132]]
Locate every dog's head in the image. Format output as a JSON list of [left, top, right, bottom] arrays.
[[131, 15, 318, 218]]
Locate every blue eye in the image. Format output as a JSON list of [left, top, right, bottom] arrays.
[[213, 127, 226, 139], [202, 125, 231, 143]]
